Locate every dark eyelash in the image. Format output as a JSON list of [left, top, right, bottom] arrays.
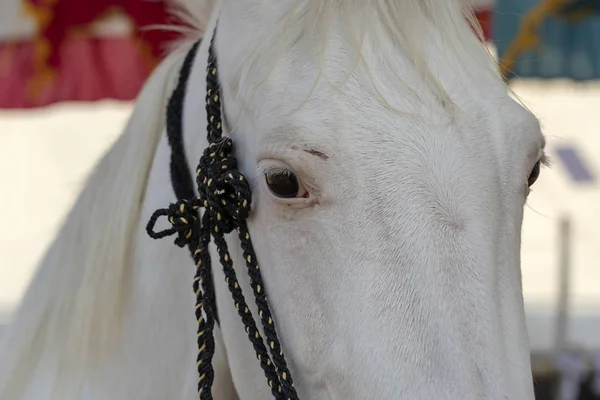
[[260, 165, 293, 177], [540, 154, 551, 168]]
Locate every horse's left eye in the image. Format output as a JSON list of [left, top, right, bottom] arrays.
[[528, 160, 541, 187], [265, 170, 300, 198]]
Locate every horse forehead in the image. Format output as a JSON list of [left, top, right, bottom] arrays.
[[241, 60, 511, 146], [254, 80, 521, 153], [219, 36, 539, 162]]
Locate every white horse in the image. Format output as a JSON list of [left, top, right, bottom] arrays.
[[0, 0, 548, 398]]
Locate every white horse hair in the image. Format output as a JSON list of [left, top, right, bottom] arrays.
[[0, 0, 547, 399]]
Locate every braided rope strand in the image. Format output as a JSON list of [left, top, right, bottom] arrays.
[[212, 233, 285, 399], [236, 223, 299, 399], [166, 42, 199, 204], [195, 213, 218, 399], [205, 35, 223, 145]]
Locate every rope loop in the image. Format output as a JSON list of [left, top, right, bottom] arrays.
[[146, 199, 200, 248]]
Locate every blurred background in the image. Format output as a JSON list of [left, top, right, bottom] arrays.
[[0, 0, 599, 399]]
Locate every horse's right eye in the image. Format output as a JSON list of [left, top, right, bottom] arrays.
[[265, 170, 300, 198], [527, 160, 541, 187]]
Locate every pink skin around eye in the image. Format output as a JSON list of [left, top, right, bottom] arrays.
[[298, 186, 309, 199]]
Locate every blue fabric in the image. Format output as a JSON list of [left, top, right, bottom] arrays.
[[494, 0, 600, 81]]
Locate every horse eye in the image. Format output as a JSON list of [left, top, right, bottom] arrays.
[[528, 160, 541, 187], [265, 170, 300, 198]]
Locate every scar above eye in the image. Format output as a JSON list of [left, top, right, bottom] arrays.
[[303, 149, 329, 160]]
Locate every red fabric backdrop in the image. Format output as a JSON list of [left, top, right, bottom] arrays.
[[0, 0, 184, 108], [0, 1, 492, 109]]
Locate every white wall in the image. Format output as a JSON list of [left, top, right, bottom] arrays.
[[0, 101, 132, 316]]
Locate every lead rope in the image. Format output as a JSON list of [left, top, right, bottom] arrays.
[[146, 28, 300, 400]]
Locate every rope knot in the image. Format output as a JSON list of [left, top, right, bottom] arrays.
[[196, 138, 252, 234], [146, 199, 200, 247]]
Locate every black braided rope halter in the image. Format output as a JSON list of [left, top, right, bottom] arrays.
[[146, 28, 300, 400]]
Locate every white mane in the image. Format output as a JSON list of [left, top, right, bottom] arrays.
[[221, 0, 497, 119]]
